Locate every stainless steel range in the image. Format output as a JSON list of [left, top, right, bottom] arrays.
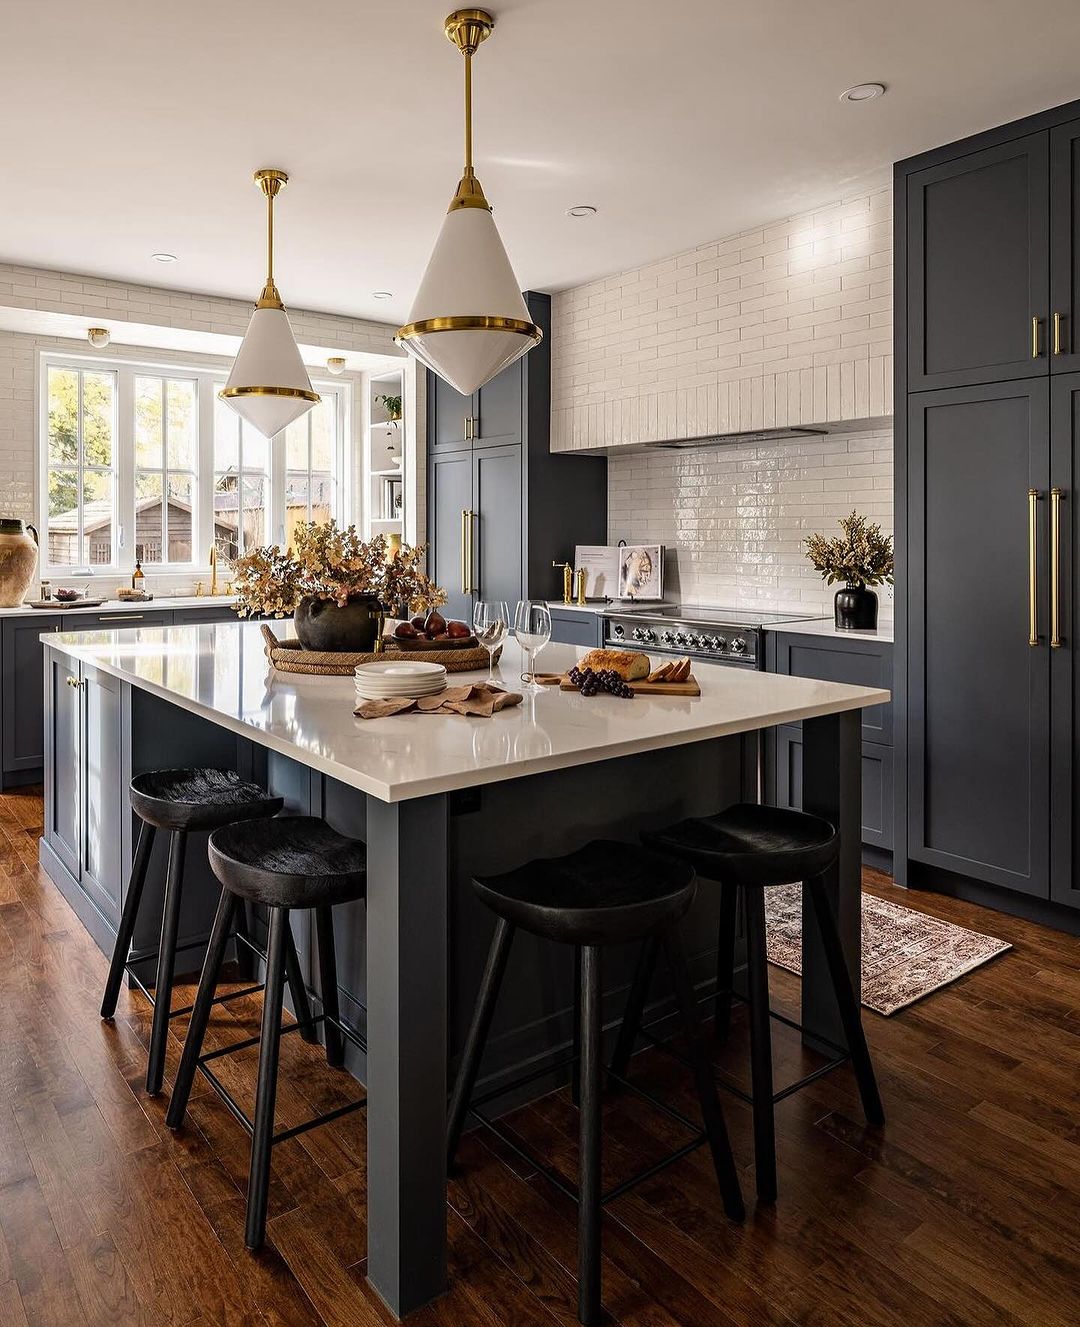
[[604, 604, 820, 669]]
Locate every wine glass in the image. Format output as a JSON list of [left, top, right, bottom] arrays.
[[513, 600, 551, 693], [473, 599, 509, 683]]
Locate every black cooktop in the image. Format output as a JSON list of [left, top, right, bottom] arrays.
[[613, 604, 820, 627]]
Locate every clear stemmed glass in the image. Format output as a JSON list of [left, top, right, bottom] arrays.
[[513, 600, 552, 693], [473, 599, 509, 683]]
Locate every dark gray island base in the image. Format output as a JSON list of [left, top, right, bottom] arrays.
[[39, 623, 885, 1318]]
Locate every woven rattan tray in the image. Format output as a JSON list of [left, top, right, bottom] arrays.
[[260, 624, 497, 676]]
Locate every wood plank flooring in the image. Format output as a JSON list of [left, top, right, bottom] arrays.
[[0, 785, 1078, 1325]]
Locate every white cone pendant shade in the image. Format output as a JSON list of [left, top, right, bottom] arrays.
[[220, 169, 319, 438], [399, 204, 540, 395], [223, 305, 319, 436], [396, 10, 541, 395]]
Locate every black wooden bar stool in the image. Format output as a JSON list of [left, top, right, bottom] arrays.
[[447, 840, 744, 1327], [612, 803, 884, 1203], [166, 815, 367, 1250], [100, 768, 318, 1096]]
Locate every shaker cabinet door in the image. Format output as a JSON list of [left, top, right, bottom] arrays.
[[79, 665, 123, 928], [1049, 373, 1080, 907], [473, 444, 523, 608], [430, 373, 473, 452], [907, 135, 1049, 391], [474, 361, 522, 447], [46, 653, 81, 881], [2, 615, 59, 777], [429, 450, 474, 622], [1049, 119, 1080, 374], [907, 381, 1051, 895]]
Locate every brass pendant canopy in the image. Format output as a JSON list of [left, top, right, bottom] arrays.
[[220, 168, 319, 438], [396, 9, 542, 396]]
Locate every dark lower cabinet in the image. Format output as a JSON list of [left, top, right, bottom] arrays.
[[548, 609, 604, 649], [766, 631, 893, 855], [45, 648, 81, 882]]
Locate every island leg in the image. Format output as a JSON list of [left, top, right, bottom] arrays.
[[364, 794, 449, 1317], [800, 710, 861, 1051]]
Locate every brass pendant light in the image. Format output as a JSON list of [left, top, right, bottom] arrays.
[[220, 169, 320, 438], [396, 10, 542, 396]]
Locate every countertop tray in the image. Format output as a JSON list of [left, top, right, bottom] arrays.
[[546, 672, 701, 697], [28, 598, 107, 610]]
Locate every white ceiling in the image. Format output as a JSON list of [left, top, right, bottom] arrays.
[[3, 0, 1080, 324]]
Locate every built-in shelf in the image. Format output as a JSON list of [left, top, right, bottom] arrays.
[[370, 420, 402, 430], [370, 466, 404, 477], [371, 517, 402, 527]]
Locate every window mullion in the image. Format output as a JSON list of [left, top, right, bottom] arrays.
[[198, 374, 216, 569], [271, 424, 285, 546], [116, 367, 136, 572]]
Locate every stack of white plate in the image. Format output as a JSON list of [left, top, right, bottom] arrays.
[[354, 659, 447, 701]]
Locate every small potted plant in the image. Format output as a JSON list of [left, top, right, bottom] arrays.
[[805, 510, 893, 631], [375, 393, 402, 422], [232, 520, 445, 652]]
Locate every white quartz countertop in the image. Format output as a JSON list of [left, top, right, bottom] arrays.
[[764, 618, 894, 644], [0, 594, 236, 619], [44, 620, 889, 803]]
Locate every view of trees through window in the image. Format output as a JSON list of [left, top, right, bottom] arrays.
[[47, 366, 117, 566], [43, 358, 344, 573]]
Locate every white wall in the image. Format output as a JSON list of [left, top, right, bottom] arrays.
[[551, 185, 892, 452], [552, 186, 895, 618]]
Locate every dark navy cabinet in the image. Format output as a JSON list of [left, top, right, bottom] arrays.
[[897, 96, 1080, 920], [765, 631, 893, 856], [426, 292, 607, 616], [548, 608, 604, 649]]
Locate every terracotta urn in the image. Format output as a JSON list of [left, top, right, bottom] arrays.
[[0, 519, 38, 608]]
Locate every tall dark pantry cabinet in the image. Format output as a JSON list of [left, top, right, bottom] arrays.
[[896, 103, 1080, 921], [427, 291, 607, 620]]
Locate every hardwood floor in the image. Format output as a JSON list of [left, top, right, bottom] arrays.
[[1, 785, 1078, 1326]]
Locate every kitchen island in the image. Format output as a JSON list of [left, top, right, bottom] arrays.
[[40, 618, 888, 1319]]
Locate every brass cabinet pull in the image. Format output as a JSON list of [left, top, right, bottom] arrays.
[[1051, 487, 1064, 647], [460, 508, 469, 593], [467, 511, 477, 594], [1029, 488, 1041, 646], [1054, 312, 1066, 356], [1032, 316, 1043, 358], [464, 415, 475, 441]]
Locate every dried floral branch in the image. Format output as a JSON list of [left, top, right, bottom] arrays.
[[231, 520, 446, 618], [805, 510, 894, 588]]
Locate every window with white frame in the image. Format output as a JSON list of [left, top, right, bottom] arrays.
[[40, 354, 348, 576]]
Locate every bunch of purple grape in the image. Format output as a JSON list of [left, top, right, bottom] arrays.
[[568, 665, 635, 699]]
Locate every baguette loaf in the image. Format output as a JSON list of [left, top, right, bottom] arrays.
[[577, 648, 651, 681]]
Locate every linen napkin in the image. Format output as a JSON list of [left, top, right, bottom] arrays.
[[355, 683, 522, 720]]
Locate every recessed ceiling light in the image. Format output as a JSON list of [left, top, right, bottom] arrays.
[[839, 83, 886, 103], [152, 252, 179, 263], [567, 205, 598, 218], [373, 291, 393, 300]]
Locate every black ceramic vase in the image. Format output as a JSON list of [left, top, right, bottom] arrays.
[[833, 584, 878, 631], [294, 594, 383, 652]]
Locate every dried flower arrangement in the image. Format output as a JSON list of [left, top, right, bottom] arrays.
[[231, 520, 446, 618], [805, 511, 894, 589]]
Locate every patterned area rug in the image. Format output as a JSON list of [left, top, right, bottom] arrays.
[[764, 885, 1011, 1015]]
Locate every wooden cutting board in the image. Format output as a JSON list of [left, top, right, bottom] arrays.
[[553, 672, 701, 697]]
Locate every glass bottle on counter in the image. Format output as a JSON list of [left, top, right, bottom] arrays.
[[131, 559, 145, 593]]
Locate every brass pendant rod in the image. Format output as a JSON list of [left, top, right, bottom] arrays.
[[464, 49, 473, 175], [266, 188, 275, 288]]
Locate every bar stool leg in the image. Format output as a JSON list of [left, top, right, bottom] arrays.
[[578, 944, 603, 1327], [807, 876, 885, 1127], [314, 905, 343, 1068], [714, 882, 738, 1043], [447, 918, 515, 1168], [246, 906, 288, 1250], [146, 829, 187, 1095], [282, 918, 318, 1046], [609, 933, 659, 1081], [101, 819, 156, 1019], [744, 888, 777, 1202], [166, 891, 238, 1130], [663, 930, 744, 1221]]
